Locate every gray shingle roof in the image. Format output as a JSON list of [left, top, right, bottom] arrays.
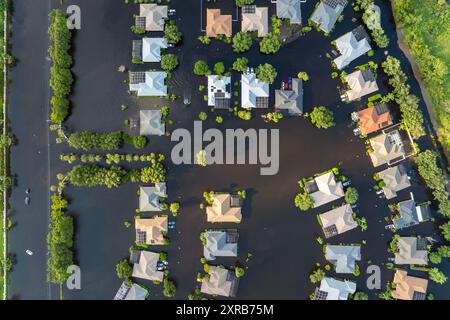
[[204, 231, 238, 261], [277, 0, 302, 24], [274, 78, 303, 116], [325, 245, 361, 273], [140, 110, 165, 136], [311, 0, 347, 33], [378, 164, 411, 199]]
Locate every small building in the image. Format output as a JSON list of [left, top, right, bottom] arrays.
[[139, 183, 167, 212], [201, 266, 239, 297], [135, 216, 168, 245], [207, 75, 231, 109], [114, 282, 148, 300], [132, 38, 167, 63], [314, 277, 356, 300], [325, 245, 361, 273], [206, 193, 242, 223], [304, 172, 344, 208], [274, 78, 303, 116], [319, 204, 358, 238], [241, 71, 269, 109], [140, 110, 165, 136], [129, 71, 167, 97], [395, 237, 429, 265], [135, 4, 168, 32], [392, 270, 428, 300], [344, 69, 378, 101], [241, 6, 269, 37], [311, 0, 347, 33], [206, 9, 232, 38], [276, 0, 302, 24], [131, 250, 164, 282], [357, 104, 393, 135], [393, 196, 431, 230], [333, 26, 371, 69], [368, 129, 407, 167], [377, 164, 411, 199], [204, 231, 238, 261]]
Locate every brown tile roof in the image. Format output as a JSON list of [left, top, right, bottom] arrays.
[[206, 9, 232, 37], [135, 216, 168, 245], [358, 105, 393, 135], [206, 193, 242, 223], [392, 270, 428, 300]]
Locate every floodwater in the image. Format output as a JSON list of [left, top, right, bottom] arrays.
[[7, 0, 450, 300]]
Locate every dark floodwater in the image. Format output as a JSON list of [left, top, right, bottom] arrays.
[[7, 0, 450, 300]]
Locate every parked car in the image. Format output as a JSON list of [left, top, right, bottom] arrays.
[[25, 197, 30, 205]]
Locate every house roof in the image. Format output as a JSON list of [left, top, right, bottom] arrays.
[[325, 245, 361, 273], [344, 69, 379, 101], [138, 4, 168, 31], [135, 216, 168, 245], [319, 204, 358, 238], [358, 104, 393, 135], [378, 164, 411, 199], [139, 183, 167, 211], [394, 198, 431, 230], [114, 282, 148, 300], [306, 172, 344, 207], [207, 75, 231, 108], [276, 0, 302, 24], [392, 270, 428, 300], [314, 277, 356, 300], [395, 237, 429, 265], [311, 0, 347, 33], [129, 71, 167, 97], [274, 78, 303, 115], [241, 6, 269, 37], [204, 231, 238, 261], [206, 9, 232, 37], [206, 193, 242, 223], [142, 38, 167, 62], [333, 26, 371, 69], [132, 250, 164, 282], [201, 266, 239, 297], [140, 110, 165, 136], [369, 130, 406, 167], [241, 72, 269, 109]]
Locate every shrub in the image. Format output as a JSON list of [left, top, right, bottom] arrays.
[[232, 57, 249, 72], [310, 106, 335, 129], [345, 187, 359, 205], [193, 60, 210, 76], [294, 192, 314, 211]]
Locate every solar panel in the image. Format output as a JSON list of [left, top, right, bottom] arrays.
[[314, 289, 329, 300], [242, 5, 256, 14], [413, 291, 426, 300], [215, 98, 230, 109], [353, 26, 369, 42], [132, 40, 143, 60], [230, 195, 241, 207], [255, 97, 269, 108], [323, 225, 338, 238], [136, 230, 147, 244], [135, 16, 146, 29], [375, 103, 389, 115], [361, 69, 375, 82], [323, 0, 347, 9], [130, 72, 145, 84]]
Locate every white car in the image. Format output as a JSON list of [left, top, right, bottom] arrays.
[[26, 249, 33, 256]]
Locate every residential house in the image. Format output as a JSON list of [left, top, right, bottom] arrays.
[[241, 6, 269, 37], [357, 104, 393, 135], [135, 216, 168, 245], [393, 195, 431, 230], [207, 75, 231, 109], [135, 4, 168, 32], [132, 38, 168, 63], [311, 0, 347, 33], [395, 237, 429, 265], [314, 277, 356, 300], [140, 110, 165, 136], [304, 172, 344, 207], [241, 71, 269, 109], [325, 245, 361, 273], [319, 204, 358, 238], [204, 231, 238, 261], [206, 9, 232, 37], [139, 183, 167, 212], [201, 266, 239, 297], [392, 270, 428, 300], [129, 71, 167, 97], [206, 193, 242, 223], [333, 26, 371, 69], [377, 164, 411, 199], [368, 129, 407, 167], [344, 69, 378, 101], [276, 0, 302, 24], [114, 282, 148, 300], [130, 250, 164, 282], [274, 78, 303, 116]]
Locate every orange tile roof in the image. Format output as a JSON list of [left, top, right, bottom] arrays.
[[392, 270, 428, 300], [206, 9, 232, 37], [358, 105, 393, 135]]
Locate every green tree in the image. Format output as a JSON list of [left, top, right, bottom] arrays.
[[140, 162, 166, 184], [116, 259, 132, 279], [428, 268, 447, 284], [310, 106, 335, 129], [164, 21, 182, 44], [294, 192, 314, 211], [259, 32, 281, 54], [256, 63, 277, 84], [193, 60, 210, 76], [297, 72, 309, 81], [429, 252, 442, 264], [232, 32, 253, 53], [170, 202, 180, 216], [235, 0, 254, 7], [213, 62, 226, 75], [163, 279, 177, 297], [353, 291, 368, 300], [161, 54, 179, 72], [309, 268, 325, 283], [345, 187, 359, 205], [235, 267, 245, 278], [199, 112, 208, 121], [232, 57, 249, 72], [440, 222, 450, 241], [437, 246, 450, 258]]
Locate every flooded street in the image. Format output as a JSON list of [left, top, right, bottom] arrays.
[[7, 0, 450, 299]]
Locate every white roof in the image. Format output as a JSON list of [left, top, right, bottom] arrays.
[[277, 0, 302, 24], [333, 28, 372, 69], [132, 251, 164, 282], [345, 69, 379, 101], [317, 277, 356, 300], [309, 172, 344, 207], [139, 4, 168, 31], [207, 75, 231, 107], [241, 72, 269, 109], [129, 71, 167, 97], [139, 183, 167, 211], [142, 38, 168, 62], [325, 245, 361, 273], [140, 110, 165, 136]]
